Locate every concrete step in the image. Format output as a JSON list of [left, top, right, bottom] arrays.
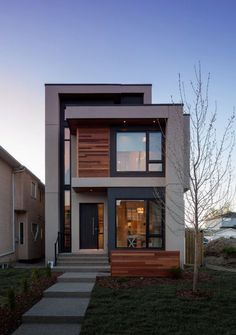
[[53, 265, 110, 273], [57, 272, 109, 283], [59, 252, 108, 257], [23, 297, 89, 324], [57, 255, 109, 262], [44, 282, 94, 298], [57, 260, 109, 266], [57, 257, 109, 263], [12, 323, 81, 335]]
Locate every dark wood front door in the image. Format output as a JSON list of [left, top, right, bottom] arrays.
[[80, 204, 98, 249]]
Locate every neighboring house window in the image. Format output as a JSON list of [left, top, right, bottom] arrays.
[[31, 181, 37, 199], [39, 188, 43, 202], [19, 222, 24, 244], [113, 129, 164, 175], [116, 199, 164, 249], [31, 223, 39, 241]]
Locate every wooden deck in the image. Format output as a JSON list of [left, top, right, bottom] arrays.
[[110, 250, 180, 277]]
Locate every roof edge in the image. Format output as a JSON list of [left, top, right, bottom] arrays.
[[0, 146, 44, 186], [45, 83, 152, 86]]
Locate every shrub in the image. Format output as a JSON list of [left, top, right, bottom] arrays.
[[31, 268, 40, 282], [6, 287, 16, 310], [45, 264, 52, 277], [169, 266, 183, 279], [223, 247, 236, 256], [21, 277, 29, 293]]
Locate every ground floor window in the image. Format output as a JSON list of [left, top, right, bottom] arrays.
[[116, 200, 164, 248], [19, 222, 24, 245], [64, 190, 71, 250]]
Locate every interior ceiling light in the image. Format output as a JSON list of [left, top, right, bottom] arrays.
[[137, 207, 144, 214]]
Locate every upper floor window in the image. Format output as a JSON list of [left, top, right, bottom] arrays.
[[31, 181, 37, 199], [117, 132, 146, 171], [115, 130, 164, 175]]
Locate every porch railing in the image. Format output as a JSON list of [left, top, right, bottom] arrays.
[[54, 232, 71, 266]]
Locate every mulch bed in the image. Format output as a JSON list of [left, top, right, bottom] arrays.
[[176, 288, 213, 300], [97, 270, 212, 289], [0, 273, 61, 335]]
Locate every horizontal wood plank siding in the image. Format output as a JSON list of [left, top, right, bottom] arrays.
[[111, 250, 180, 277], [77, 128, 110, 177]]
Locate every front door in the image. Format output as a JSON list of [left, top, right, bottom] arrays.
[[80, 204, 98, 249]]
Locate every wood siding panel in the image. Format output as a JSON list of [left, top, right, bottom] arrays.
[[111, 250, 180, 277], [77, 128, 110, 177]]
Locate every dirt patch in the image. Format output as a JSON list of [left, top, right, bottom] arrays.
[[205, 237, 236, 267], [0, 273, 61, 335], [177, 288, 213, 300], [205, 237, 236, 257], [97, 271, 212, 289]]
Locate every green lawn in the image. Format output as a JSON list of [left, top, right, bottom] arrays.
[[81, 270, 236, 335], [0, 268, 44, 305]]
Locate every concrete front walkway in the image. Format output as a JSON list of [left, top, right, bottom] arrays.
[[12, 272, 108, 335]]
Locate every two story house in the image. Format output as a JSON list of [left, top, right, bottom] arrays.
[[0, 146, 45, 264], [45, 84, 189, 267]]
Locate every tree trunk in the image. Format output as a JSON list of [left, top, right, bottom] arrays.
[[193, 230, 199, 292]]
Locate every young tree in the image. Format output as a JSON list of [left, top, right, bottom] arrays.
[[157, 65, 235, 291]]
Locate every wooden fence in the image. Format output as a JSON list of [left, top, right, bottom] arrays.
[[185, 229, 204, 266]]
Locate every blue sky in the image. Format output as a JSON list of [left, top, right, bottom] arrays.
[[0, 0, 235, 194]]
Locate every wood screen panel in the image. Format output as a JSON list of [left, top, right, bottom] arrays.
[[77, 128, 110, 177], [111, 250, 180, 277]]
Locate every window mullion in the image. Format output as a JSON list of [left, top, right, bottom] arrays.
[[146, 131, 149, 172]]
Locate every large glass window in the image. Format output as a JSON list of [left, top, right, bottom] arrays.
[[117, 132, 146, 171], [64, 130, 70, 184], [116, 130, 163, 173], [149, 132, 162, 160], [64, 190, 71, 250], [98, 204, 104, 249], [116, 200, 164, 248]]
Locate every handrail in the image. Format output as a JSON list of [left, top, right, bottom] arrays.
[[54, 232, 71, 266], [54, 233, 59, 266]]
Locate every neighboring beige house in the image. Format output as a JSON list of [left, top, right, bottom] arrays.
[[205, 212, 236, 230], [0, 146, 45, 264], [45, 84, 190, 266]]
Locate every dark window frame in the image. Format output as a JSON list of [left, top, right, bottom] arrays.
[[110, 126, 165, 177], [19, 222, 24, 245], [59, 101, 72, 252], [115, 198, 165, 250]]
